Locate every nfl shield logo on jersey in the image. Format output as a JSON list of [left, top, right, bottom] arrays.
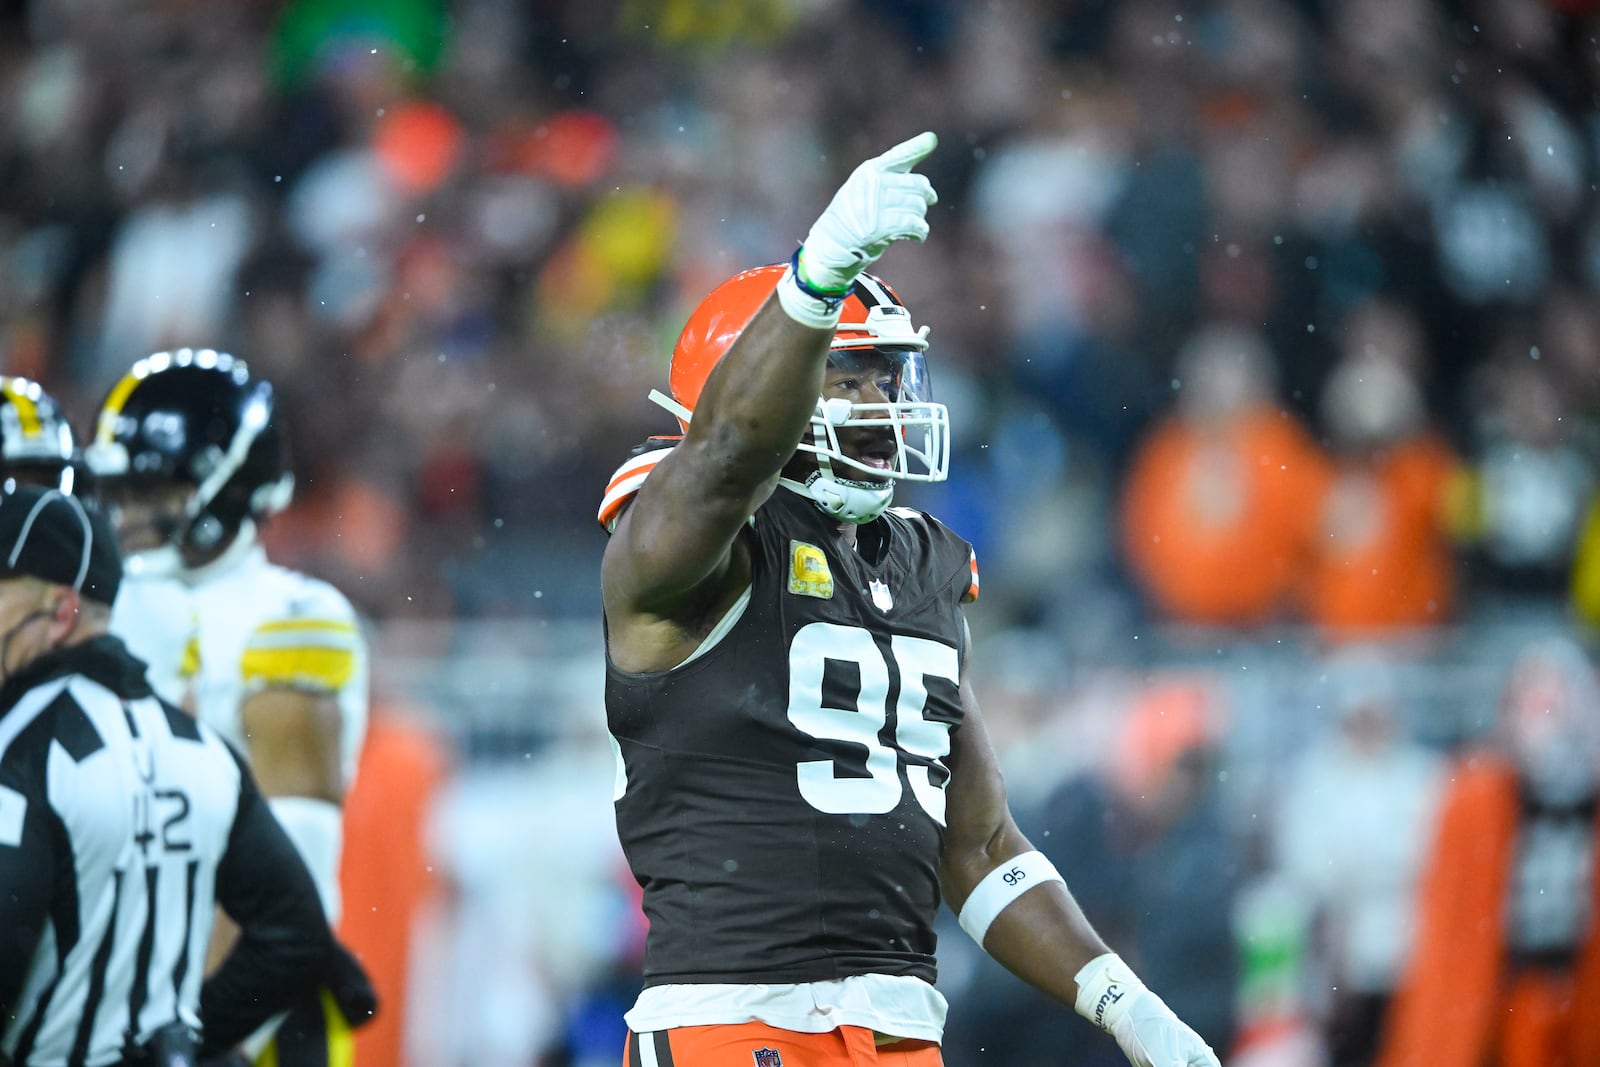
[[869, 578, 894, 612], [752, 1049, 783, 1067]]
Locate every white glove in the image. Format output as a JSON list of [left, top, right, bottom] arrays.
[[796, 131, 939, 295], [1075, 954, 1221, 1067]]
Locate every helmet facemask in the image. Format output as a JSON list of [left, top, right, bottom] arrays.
[[787, 338, 950, 523]]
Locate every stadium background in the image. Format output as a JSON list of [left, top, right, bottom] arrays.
[[3, 0, 1599, 1063]]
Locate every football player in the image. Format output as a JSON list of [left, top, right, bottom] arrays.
[[84, 349, 374, 1066], [0, 375, 78, 493], [598, 133, 1222, 1067]]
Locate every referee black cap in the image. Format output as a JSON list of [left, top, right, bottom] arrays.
[[0, 485, 122, 605]]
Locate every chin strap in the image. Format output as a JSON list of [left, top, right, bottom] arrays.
[[125, 518, 261, 584], [778, 466, 894, 524], [802, 421, 895, 524]]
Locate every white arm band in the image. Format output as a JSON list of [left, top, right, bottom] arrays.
[[775, 263, 846, 330], [1073, 952, 1148, 1032], [957, 849, 1065, 946], [268, 795, 344, 923]]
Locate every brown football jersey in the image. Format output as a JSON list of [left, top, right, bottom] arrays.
[[607, 487, 977, 986]]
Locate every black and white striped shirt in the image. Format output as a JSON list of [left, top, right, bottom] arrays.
[[0, 635, 332, 1067]]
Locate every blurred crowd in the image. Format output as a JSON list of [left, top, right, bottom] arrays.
[[4, 0, 1600, 1064], [4, 0, 1598, 637]]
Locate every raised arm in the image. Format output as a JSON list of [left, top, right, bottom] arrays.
[[940, 621, 1222, 1067], [604, 298, 834, 619], [602, 133, 939, 668]]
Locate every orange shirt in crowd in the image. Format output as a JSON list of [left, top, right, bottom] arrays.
[[338, 707, 450, 1067], [1375, 754, 1600, 1067], [1121, 406, 1325, 627], [1298, 435, 1461, 634]]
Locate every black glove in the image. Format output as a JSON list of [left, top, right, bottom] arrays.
[[325, 938, 379, 1029], [134, 1022, 201, 1067]]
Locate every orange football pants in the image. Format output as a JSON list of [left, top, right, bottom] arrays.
[[624, 1023, 943, 1067]]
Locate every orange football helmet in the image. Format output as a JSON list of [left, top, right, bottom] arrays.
[[649, 263, 949, 522]]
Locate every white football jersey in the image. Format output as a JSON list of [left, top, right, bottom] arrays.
[[110, 540, 369, 792]]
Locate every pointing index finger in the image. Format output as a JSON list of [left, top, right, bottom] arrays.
[[873, 131, 938, 174]]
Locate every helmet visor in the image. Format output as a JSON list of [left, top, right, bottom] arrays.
[[800, 346, 951, 484], [825, 346, 933, 405]]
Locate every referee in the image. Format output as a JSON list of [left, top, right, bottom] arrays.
[[0, 485, 334, 1067]]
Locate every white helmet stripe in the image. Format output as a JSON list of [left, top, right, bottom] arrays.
[[852, 272, 899, 308], [187, 383, 272, 523]]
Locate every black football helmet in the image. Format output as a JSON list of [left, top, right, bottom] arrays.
[[0, 376, 77, 493], [84, 349, 293, 572]]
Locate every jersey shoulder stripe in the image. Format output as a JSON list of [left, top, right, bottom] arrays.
[[249, 617, 361, 646], [599, 445, 676, 532], [242, 619, 361, 692], [237, 568, 365, 694]]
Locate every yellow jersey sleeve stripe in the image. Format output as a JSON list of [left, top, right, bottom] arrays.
[[252, 617, 359, 637], [247, 619, 360, 652], [241, 645, 357, 691]]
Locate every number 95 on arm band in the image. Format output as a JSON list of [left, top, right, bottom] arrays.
[[957, 850, 1065, 946]]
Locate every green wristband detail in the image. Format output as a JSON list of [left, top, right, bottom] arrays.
[[791, 247, 850, 307]]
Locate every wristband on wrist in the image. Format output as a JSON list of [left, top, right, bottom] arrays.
[[957, 849, 1066, 947], [790, 246, 852, 301], [1073, 952, 1147, 1033], [776, 256, 845, 330]]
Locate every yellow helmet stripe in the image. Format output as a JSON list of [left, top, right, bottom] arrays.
[[0, 378, 42, 437], [94, 368, 146, 444]]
